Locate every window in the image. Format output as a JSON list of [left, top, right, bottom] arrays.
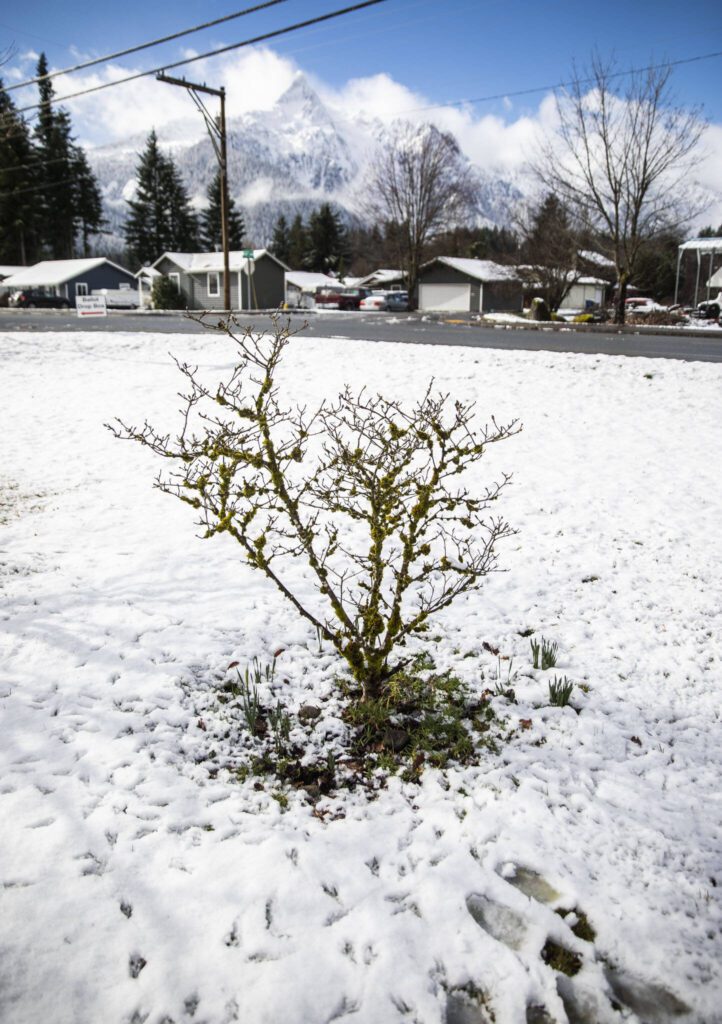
[[76, 282, 88, 296], [169, 273, 181, 293], [207, 272, 220, 297]]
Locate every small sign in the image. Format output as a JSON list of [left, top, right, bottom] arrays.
[[76, 295, 107, 318], [242, 249, 255, 259]]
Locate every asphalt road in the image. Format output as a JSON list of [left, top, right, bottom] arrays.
[[2, 309, 722, 362]]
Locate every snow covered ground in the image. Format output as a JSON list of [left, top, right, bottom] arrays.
[[1, 328, 721, 1024]]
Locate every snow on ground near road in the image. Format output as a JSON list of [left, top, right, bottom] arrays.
[[1, 329, 721, 1024]]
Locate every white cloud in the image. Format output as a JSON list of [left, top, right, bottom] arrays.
[[9, 42, 720, 225]]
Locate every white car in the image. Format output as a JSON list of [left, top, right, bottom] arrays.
[[359, 292, 388, 311], [624, 297, 666, 315]]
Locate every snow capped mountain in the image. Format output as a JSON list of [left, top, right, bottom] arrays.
[[88, 72, 523, 248]]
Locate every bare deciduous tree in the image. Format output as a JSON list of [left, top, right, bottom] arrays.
[[366, 124, 476, 306], [538, 57, 706, 323]]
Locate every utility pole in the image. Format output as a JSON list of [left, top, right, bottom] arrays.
[[156, 73, 231, 311]]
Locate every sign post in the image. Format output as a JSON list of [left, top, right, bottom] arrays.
[[242, 250, 255, 310]]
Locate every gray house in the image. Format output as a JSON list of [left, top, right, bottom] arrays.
[[147, 250, 288, 310], [417, 257, 522, 313], [2, 258, 136, 306]]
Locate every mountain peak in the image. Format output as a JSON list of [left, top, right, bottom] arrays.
[[276, 74, 327, 120]]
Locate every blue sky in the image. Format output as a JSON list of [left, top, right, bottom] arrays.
[[3, 0, 722, 122], [3, 0, 721, 223]]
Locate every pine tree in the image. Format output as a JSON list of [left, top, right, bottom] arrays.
[[32, 53, 104, 259], [125, 130, 199, 264], [271, 214, 291, 265], [200, 169, 244, 250], [288, 213, 308, 269], [306, 204, 350, 274], [72, 148, 105, 257], [34, 54, 78, 257], [0, 78, 40, 264]]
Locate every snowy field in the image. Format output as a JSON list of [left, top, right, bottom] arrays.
[[1, 328, 721, 1024]]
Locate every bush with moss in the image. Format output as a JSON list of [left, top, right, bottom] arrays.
[[110, 315, 520, 768]]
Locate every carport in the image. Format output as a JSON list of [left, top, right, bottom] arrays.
[[674, 238, 722, 306]]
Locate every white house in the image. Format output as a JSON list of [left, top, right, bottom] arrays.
[[559, 276, 609, 310]]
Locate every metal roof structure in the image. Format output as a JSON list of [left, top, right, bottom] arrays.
[[675, 237, 722, 305]]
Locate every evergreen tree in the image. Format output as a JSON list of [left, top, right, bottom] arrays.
[[0, 78, 40, 264], [72, 148, 105, 256], [288, 213, 308, 269], [271, 214, 291, 265], [32, 54, 103, 259], [200, 169, 244, 251], [306, 203, 349, 274], [125, 130, 199, 264]]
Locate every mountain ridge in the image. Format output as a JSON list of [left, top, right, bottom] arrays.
[[88, 72, 523, 251]]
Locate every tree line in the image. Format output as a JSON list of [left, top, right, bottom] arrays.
[[0, 54, 104, 264]]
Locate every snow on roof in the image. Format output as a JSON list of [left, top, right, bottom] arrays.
[[358, 268, 405, 286], [578, 249, 616, 268], [2, 258, 126, 288], [679, 237, 722, 253], [156, 250, 290, 273], [285, 271, 339, 290], [571, 275, 608, 286], [0, 265, 26, 280], [426, 257, 519, 283]]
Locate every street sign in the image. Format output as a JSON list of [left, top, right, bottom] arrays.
[[241, 259, 255, 276], [242, 249, 254, 259], [76, 295, 107, 318]]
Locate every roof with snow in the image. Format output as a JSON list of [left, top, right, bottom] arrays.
[[3, 258, 132, 288], [155, 250, 290, 273], [578, 249, 616, 269], [285, 271, 339, 290], [678, 237, 722, 253], [423, 257, 520, 283], [357, 268, 405, 287], [0, 265, 26, 280]]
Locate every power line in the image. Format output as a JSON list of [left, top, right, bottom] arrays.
[[395, 49, 722, 115], [14, 0, 390, 116], [6, 0, 293, 93]]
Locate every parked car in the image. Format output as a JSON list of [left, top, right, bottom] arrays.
[[385, 291, 409, 312], [689, 298, 721, 322], [359, 292, 389, 311], [624, 297, 666, 315], [313, 285, 344, 309], [9, 289, 71, 309], [337, 287, 371, 311]]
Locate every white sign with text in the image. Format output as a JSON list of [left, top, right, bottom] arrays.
[[76, 295, 108, 318]]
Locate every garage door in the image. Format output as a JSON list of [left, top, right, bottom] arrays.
[[418, 283, 471, 312]]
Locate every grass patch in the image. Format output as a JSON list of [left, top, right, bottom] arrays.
[[541, 938, 582, 976]]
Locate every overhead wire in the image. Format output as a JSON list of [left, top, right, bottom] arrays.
[[393, 49, 722, 114], [13, 0, 390, 116], [6, 0, 293, 93]]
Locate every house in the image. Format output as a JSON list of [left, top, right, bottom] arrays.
[[285, 271, 340, 308], [416, 257, 522, 313], [2, 258, 136, 306], [559, 276, 610, 310], [146, 250, 289, 310], [354, 269, 406, 291]]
